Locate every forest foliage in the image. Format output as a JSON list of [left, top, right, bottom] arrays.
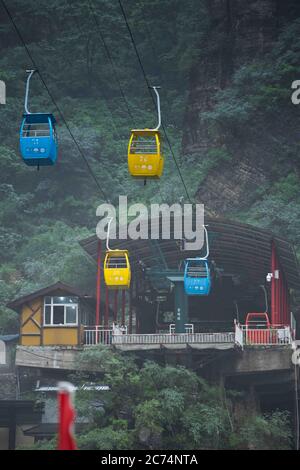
[[25, 347, 293, 450], [1, 0, 299, 452], [0, 0, 205, 331], [0, 0, 300, 333]]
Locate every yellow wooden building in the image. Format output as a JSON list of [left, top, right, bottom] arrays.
[[7, 282, 95, 347]]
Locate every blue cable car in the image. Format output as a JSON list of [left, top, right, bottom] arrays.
[[20, 112, 57, 166], [20, 69, 58, 167], [184, 258, 211, 296]]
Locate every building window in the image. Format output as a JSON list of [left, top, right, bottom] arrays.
[[44, 296, 78, 326]]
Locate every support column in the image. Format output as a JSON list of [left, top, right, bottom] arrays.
[[271, 241, 290, 326], [96, 241, 101, 326], [114, 291, 118, 322], [129, 280, 133, 334], [105, 286, 109, 328], [122, 290, 126, 326], [279, 274, 283, 325], [174, 281, 188, 334], [135, 275, 139, 334], [271, 241, 278, 325]]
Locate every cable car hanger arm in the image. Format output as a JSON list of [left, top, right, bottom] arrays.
[[24, 69, 36, 114], [106, 217, 114, 251], [199, 225, 209, 260], [149, 86, 161, 131]]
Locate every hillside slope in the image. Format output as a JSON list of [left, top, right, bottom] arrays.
[[0, 0, 299, 332], [182, 0, 300, 249]]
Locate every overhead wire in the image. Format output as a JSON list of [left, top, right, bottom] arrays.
[[87, 0, 135, 125], [87, 0, 164, 202], [1, 0, 109, 202], [67, 0, 122, 140], [2, 0, 176, 206], [117, 0, 192, 204]]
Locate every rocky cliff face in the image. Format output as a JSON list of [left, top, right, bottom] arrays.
[[182, 0, 300, 215]]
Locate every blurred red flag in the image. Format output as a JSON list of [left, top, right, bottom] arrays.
[[57, 382, 77, 450]]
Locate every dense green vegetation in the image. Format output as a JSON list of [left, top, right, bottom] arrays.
[[1, 0, 300, 332], [224, 20, 300, 243], [24, 347, 292, 450], [2, 1, 299, 450], [0, 0, 205, 331]]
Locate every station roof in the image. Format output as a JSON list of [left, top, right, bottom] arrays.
[[7, 281, 92, 311], [80, 216, 300, 290]]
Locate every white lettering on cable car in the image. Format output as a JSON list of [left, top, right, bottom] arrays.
[[96, 196, 205, 251]]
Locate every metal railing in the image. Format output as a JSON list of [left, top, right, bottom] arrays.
[[84, 324, 293, 348], [169, 323, 194, 334], [235, 323, 292, 348], [84, 326, 234, 346], [84, 326, 112, 346], [112, 331, 234, 345]]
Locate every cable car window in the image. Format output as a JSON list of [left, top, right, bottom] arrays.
[[186, 261, 208, 278], [22, 122, 50, 137], [130, 135, 158, 154], [106, 256, 127, 268]]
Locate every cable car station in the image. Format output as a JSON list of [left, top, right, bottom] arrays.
[[7, 215, 300, 425], [10, 215, 299, 354]]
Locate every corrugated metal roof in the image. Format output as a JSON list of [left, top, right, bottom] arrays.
[[80, 216, 300, 289]]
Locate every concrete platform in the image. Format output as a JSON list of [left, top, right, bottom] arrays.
[[16, 346, 82, 370]]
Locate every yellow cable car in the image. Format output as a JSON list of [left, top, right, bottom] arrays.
[[128, 86, 164, 179], [104, 249, 131, 289], [128, 129, 163, 178]]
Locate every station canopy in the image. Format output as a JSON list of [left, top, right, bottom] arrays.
[[80, 216, 300, 290]]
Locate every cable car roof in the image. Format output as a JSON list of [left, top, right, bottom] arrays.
[[130, 129, 160, 134], [22, 113, 56, 124], [80, 216, 300, 290]]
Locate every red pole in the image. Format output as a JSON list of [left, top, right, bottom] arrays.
[[96, 241, 101, 327], [287, 289, 291, 326], [105, 286, 109, 328], [279, 274, 284, 325], [278, 271, 281, 325], [276, 265, 280, 326], [282, 282, 289, 325], [135, 276, 139, 334], [271, 242, 277, 326], [129, 281, 133, 334], [283, 277, 289, 325], [122, 290, 126, 326], [114, 290, 118, 322]]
